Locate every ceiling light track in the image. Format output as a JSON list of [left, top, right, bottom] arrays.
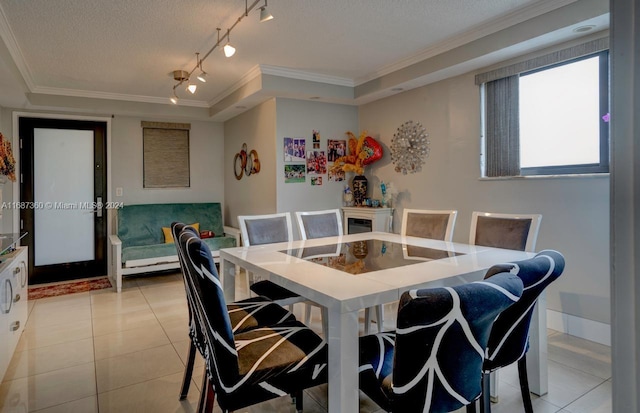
[[170, 0, 273, 104]]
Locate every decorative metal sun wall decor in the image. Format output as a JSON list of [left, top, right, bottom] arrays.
[[390, 121, 430, 175]]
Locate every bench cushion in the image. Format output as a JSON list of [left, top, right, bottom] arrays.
[[117, 203, 226, 248], [122, 236, 237, 266]]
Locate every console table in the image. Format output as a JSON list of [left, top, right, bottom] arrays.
[[342, 207, 393, 234]]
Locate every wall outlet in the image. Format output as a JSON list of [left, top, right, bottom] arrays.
[[115, 187, 123, 197]]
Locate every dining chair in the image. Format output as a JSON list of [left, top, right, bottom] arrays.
[[294, 209, 343, 333], [295, 208, 343, 240], [238, 212, 328, 336], [358, 272, 524, 413], [362, 209, 459, 335], [171, 222, 297, 401], [480, 249, 565, 413], [179, 228, 328, 413], [469, 211, 542, 403], [401, 208, 458, 242], [469, 211, 542, 252]]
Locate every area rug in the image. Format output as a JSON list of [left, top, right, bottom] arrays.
[[28, 277, 112, 300]]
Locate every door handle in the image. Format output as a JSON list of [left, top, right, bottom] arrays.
[[96, 197, 103, 218], [13, 293, 20, 303], [10, 321, 20, 332]]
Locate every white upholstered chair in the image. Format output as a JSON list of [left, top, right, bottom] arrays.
[[238, 212, 326, 336], [363, 208, 459, 334], [401, 209, 458, 242], [468, 210, 542, 402], [295, 209, 343, 241], [469, 211, 542, 252], [294, 209, 344, 334]]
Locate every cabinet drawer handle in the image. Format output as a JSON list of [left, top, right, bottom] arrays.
[[13, 294, 20, 303], [10, 321, 20, 331], [20, 261, 27, 288], [13, 267, 20, 275], [2, 279, 12, 314]]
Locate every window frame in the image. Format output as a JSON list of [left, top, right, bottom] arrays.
[[519, 50, 610, 176]]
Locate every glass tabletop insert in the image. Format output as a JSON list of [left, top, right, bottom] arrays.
[[280, 239, 465, 275]]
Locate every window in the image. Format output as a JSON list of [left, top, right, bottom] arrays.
[[477, 39, 609, 177]]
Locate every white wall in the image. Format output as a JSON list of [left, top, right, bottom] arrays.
[[111, 115, 225, 206], [223, 98, 359, 233], [359, 71, 610, 325], [224, 99, 278, 228]]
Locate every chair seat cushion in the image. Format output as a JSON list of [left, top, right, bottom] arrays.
[[250, 280, 300, 301], [217, 320, 328, 410], [228, 296, 296, 334]]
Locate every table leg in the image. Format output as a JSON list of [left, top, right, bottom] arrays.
[[220, 258, 236, 302], [327, 305, 360, 413], [527, 292, 548, 396]]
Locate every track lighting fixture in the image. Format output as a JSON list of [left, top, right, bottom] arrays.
[[169, 0, 276, 104], [195, 53, 207, 82], [223, 30, 236, 58], [259, 0, 274, 22]]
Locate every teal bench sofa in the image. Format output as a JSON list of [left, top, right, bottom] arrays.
[[109, 202, 239, 292]]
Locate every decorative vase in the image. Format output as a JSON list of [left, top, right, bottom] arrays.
[[352, 175, 368, 207]]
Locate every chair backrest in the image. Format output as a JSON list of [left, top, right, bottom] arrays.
[[483, 249, 565, 372], [295, 209, 343, 240], [171, 222, 204, 353], [391, 273, 524, 412], [178, 229, 240, 388], [237, 212, 293, 246], [401, 209, 458, 242], [469, 211, 542, 252]]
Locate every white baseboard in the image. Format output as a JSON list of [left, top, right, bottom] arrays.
[[547, 309, 611, 346]]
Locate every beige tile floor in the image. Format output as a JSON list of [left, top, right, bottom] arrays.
[[0, 272, 612, 412]]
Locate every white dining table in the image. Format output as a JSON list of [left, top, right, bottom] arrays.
[[219, 231, 545, 413]]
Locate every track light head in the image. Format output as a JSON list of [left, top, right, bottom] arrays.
[[195, 52, 207, 82], [224, 42, 236, 57], [259, 6, 273, 22], [187, 82, 197, 94]]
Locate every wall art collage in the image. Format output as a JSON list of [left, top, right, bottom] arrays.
[[283, 130, 346, 186]]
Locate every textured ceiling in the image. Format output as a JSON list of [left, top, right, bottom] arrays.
[[0, 0, 609, 118]]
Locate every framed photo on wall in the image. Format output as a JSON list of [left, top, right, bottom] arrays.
[[284, 137, 306, 162]]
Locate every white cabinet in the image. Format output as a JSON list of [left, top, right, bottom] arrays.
[[342, 207, 393, 234], [0, 247, 28, 382]]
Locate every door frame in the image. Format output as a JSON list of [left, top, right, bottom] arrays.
[[11, 113, 113, 278]]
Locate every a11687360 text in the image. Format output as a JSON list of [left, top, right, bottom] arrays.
[[0, 201, 123, 210]]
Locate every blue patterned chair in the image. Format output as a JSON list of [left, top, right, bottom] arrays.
[[171, 223, 297, 402], [358, 273, 524, 413], [480, 250, 565, 413], [178, 228, 328, 412]]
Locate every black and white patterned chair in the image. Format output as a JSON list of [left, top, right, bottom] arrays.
[[358, 273, 524, 413], [480, 250, 565, 413], [179, 228, 328, 412], [171, 222, 297, 402]]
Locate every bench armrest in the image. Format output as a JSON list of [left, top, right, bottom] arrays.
[[224, 226, 242, 247], [109, 234, 123, 292]]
